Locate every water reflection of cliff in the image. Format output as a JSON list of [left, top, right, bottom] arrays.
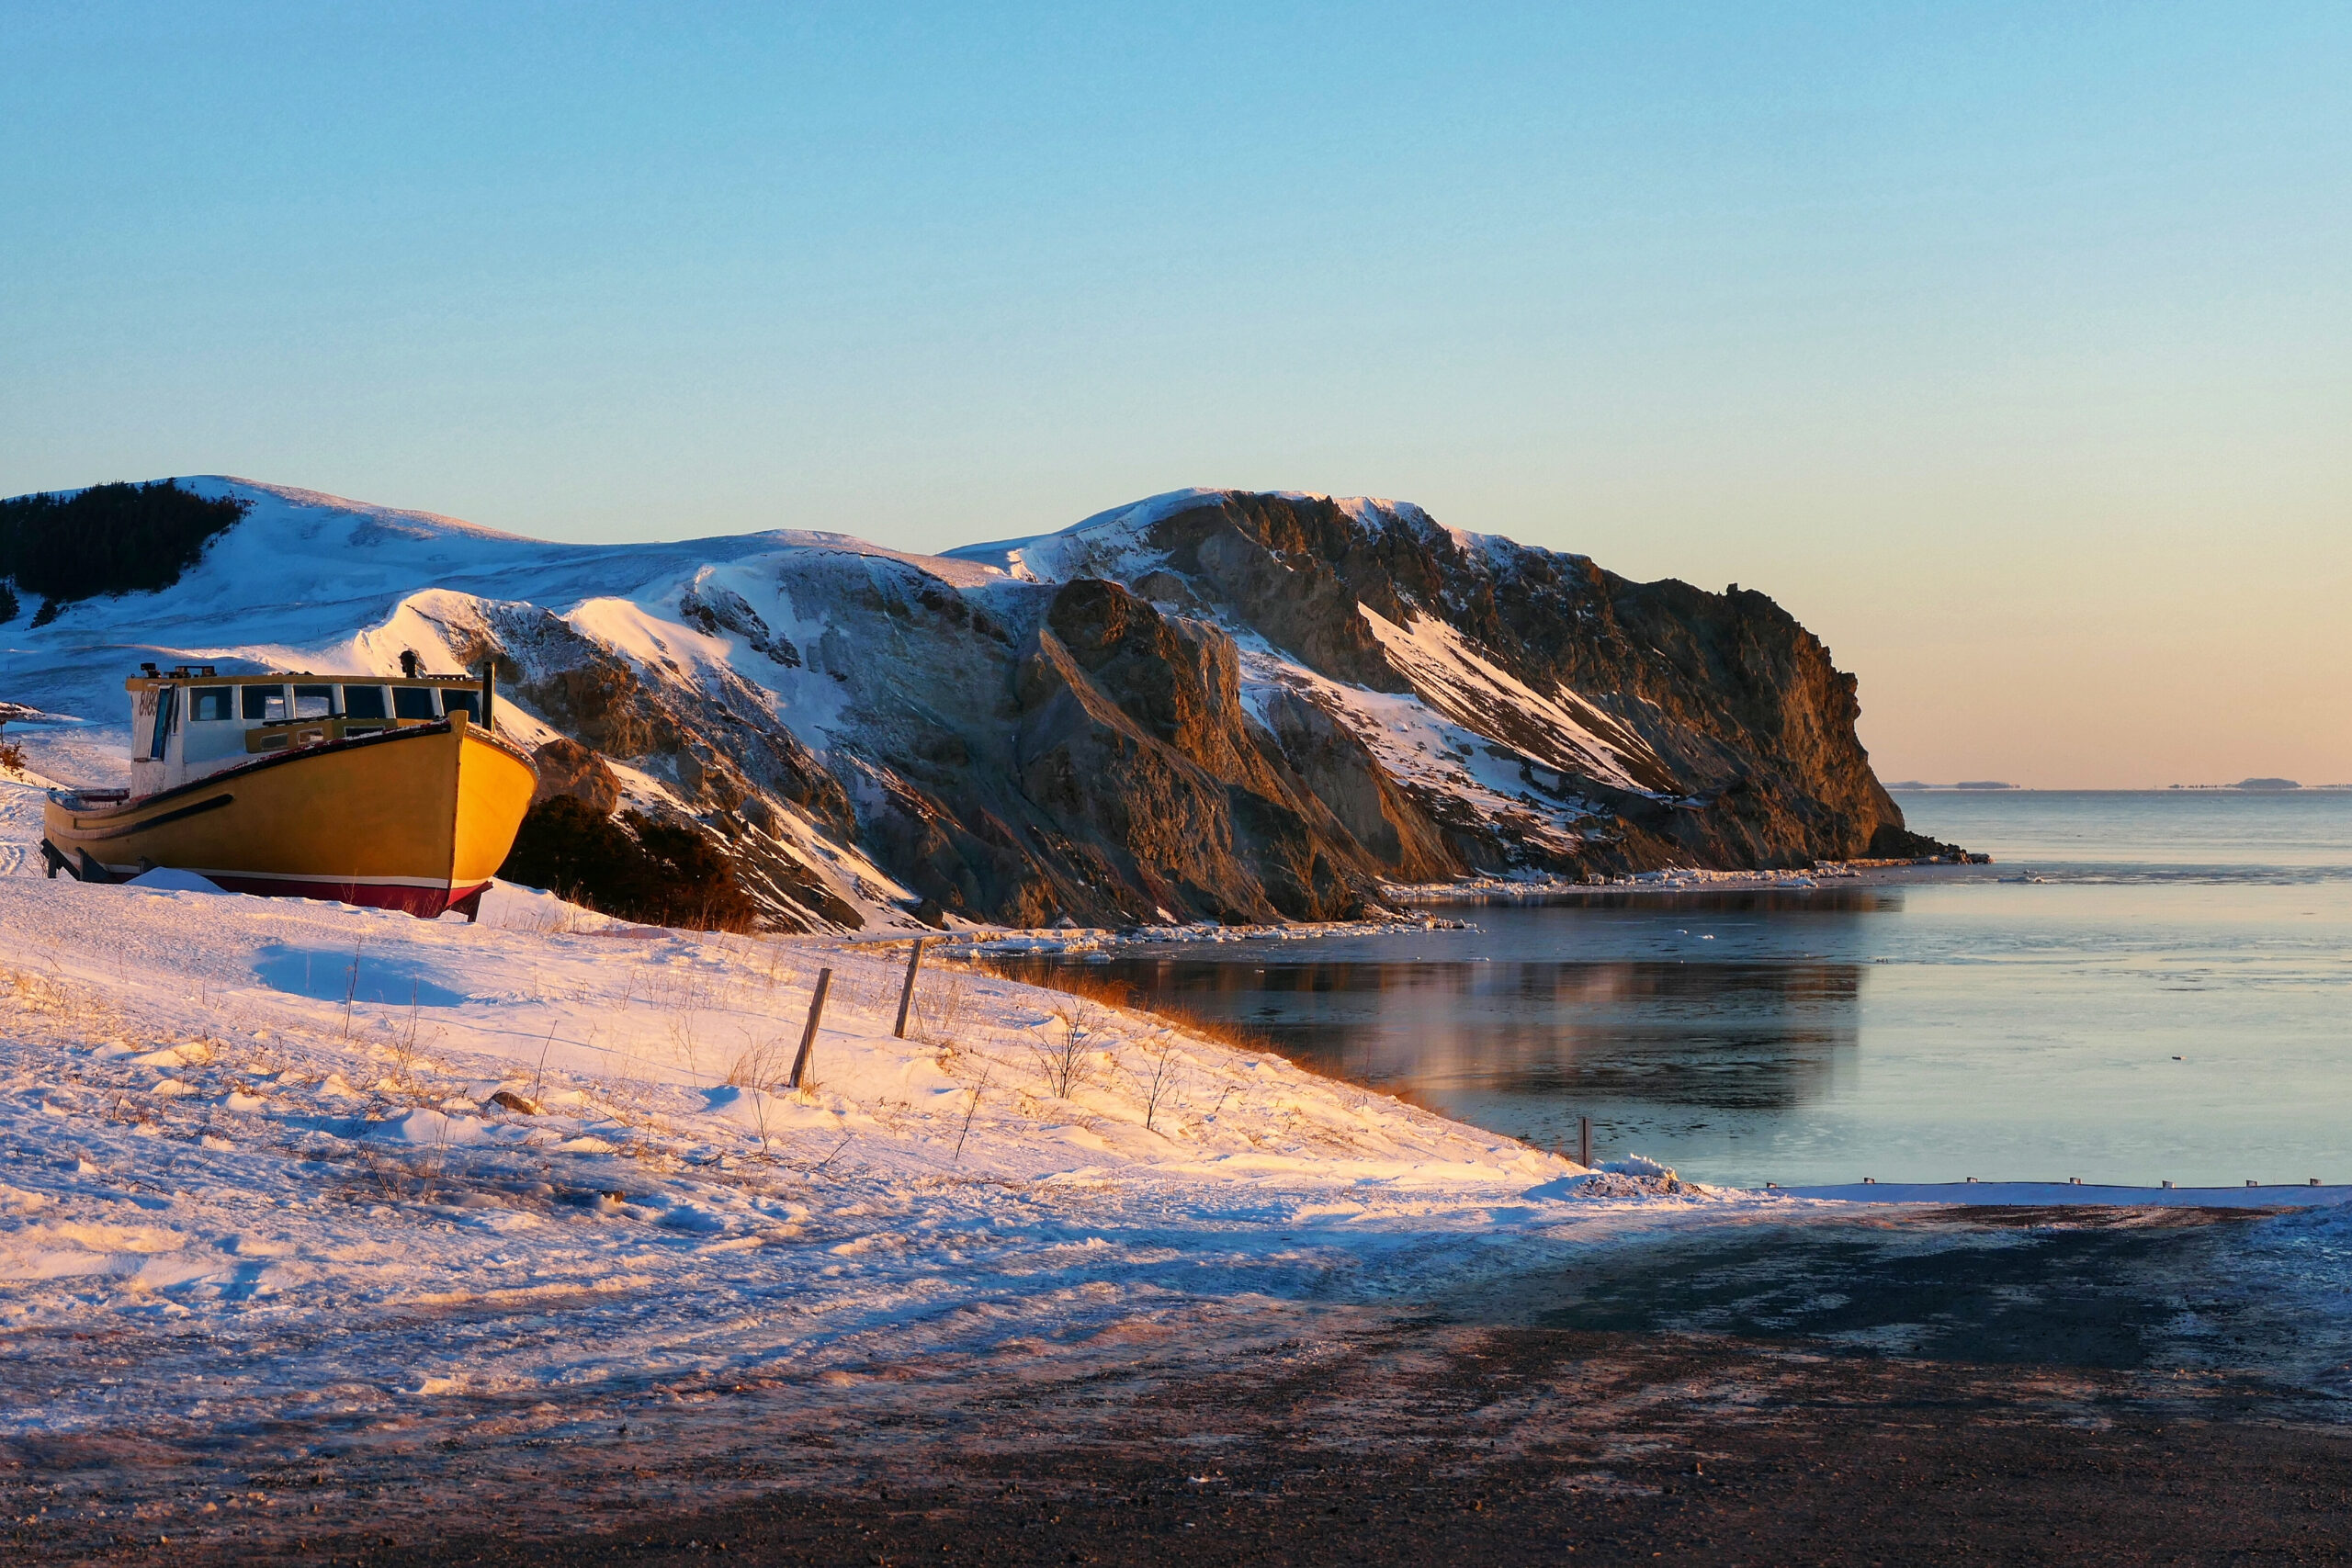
[[1040, 954, 1869, 1114]]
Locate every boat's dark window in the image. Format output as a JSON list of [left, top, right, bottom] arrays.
[[294, 683, 337, 719], [392, 686, 436, 720], [150, 687, 176, 760], [440, 688, 481, 720], [342, 684, 389, 720], [242, 685, 289, 722], [189, 687, 234, 722]]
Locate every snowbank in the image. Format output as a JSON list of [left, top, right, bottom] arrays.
[[124, 866, 227, 894]]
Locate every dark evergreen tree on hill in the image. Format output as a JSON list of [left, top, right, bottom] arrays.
[[0, 479, 251, 625]]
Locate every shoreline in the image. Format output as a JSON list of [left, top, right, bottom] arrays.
[[1384, 857, 1993, 904], [874, 860, 1991, 962]]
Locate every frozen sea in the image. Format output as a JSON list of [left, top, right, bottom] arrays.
[[1012, 791, 2352, 1189]]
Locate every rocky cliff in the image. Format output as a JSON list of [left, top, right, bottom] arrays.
[[940, 491, 1945, 897], [2, 479, 1948, 930]]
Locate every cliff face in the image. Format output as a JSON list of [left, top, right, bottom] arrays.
[[681, 556, 1374, 926], [943, 491, 1939, 890], [4, 479, 1940, 931]]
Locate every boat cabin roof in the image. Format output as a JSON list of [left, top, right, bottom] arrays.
[[125, 665, 485, 692]]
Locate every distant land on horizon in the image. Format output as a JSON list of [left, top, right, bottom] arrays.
[[1887, 780, 2021, 791]]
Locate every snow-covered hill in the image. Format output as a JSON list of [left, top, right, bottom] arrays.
[[0, 478, 1939, 930], [0, 479, 992, 926]]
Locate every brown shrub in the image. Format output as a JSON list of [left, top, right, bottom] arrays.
[[498, 795, 759, 931], [973, 954, 1455, 1119]]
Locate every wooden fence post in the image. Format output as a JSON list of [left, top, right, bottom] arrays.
[[788, 967, 833, 1090], [893, 938, 927, 1039], [1577, 1115, 1592, 1169]]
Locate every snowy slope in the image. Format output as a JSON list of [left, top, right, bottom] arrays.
[[0, 475, 994, 755], [0, 479, 1009, 928], [0, 867, 1747, 1502], [1355, 604, 1658, 792], [949, 486, 1223, 582]]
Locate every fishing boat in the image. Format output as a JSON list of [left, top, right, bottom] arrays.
[[40, 660, 537, 919]]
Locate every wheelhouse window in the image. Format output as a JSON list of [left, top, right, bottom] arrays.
[[342, 684, 389, 720], [391, 686, 436, 720], [242, 685, 289, 722], [293, 683, 338, 719], [439, 688, 481, 720], [189, 687, 234, 722], [149, 687, 177, 759]]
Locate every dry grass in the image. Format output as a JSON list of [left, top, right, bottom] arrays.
[[723, 1027, 795, 1091], [1128, 1028, 1186, 1134], [975, 954, 1460, 1121], [0, 964, 72, 1015], [337, 937, 368, 1041], [664, 1009, 705, 1081], [975, 961, 1136, 1012], [749, 937, 798, 996], [1032, 995, 1107, 1100], [952, 1059, 993, 1164], [379, 985, 440, 1094], [973, 956, 1275, 1055], [829, 950, 902, 1014], [910, 970, 978, 1047]]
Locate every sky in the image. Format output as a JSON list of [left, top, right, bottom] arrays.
[[3, 3, 2346, 787]]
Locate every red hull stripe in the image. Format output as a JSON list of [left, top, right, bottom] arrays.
[[200, 875, 491, 919]]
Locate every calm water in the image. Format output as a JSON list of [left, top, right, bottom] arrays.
[[1016, 792, 2352, 1189]]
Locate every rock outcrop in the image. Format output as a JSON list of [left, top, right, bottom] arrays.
[[528, 736, 621, 816]]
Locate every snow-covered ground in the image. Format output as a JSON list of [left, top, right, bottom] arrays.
[[0, 831, 1771, 1483]]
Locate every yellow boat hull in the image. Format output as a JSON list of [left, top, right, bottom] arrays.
[[41, 716, 537, 919]]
